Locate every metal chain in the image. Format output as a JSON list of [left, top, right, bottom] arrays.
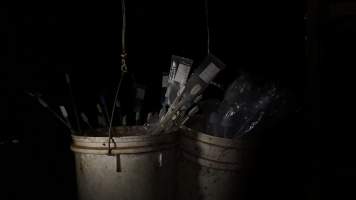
[[108, 0, 128, 155]]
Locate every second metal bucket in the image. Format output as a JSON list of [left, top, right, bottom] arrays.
[[177, 126, 255, 200], [71, 126, 178, 200]]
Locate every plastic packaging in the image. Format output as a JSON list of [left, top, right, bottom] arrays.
[[182, 72, 283, 139], [216, 75, 254, 138], [215, 76, 279, 138], [169, 54, 225, 114], [233, 85, 278, 138], [149, 54, 225, 135], [164, 56, 193, 107]]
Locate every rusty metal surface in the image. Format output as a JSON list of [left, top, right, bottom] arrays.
[[177, 157, 245, 200], [179, 127, 252, 167], [75, 150, 177, 200], [177, 127, 253, 200]]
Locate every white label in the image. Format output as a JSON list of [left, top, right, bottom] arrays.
[[136, 88, 145, 100], [174, 64, 191, 85], [168, 61, 177, 82], [199, 62, 220, 83], [162, 75, 169, 88]]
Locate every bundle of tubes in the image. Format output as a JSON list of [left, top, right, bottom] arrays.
[[25, 52, 283, 140]]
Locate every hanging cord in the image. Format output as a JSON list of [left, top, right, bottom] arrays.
[[121, 0, 127, 57], [205, 0, 210, 55], [108, 0, 128, 155]]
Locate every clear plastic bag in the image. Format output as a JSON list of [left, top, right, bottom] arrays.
[[194, 73, 282, 139]]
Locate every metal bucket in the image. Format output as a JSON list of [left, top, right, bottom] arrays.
[[177, 126, 255, 200], [71, 126, 178, 200]]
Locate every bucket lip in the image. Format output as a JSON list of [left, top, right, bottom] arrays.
[[181, 126, 248, 148], [71, 132, 173, 140], [71, 126, 178, 154], [181, 150, 241, 171], [71, 126, 178, 143], [71, 143, 176, 154]]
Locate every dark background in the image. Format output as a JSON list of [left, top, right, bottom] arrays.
[[0, 0, 322, 199]]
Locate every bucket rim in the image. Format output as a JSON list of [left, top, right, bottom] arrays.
[[71, 132, 176, 141], [181, 126, 249, 148], [71, 143, 177, 155]]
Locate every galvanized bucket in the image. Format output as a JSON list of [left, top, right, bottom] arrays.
[[71, 126, 178, 200], [177, 126, 255, 200]]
